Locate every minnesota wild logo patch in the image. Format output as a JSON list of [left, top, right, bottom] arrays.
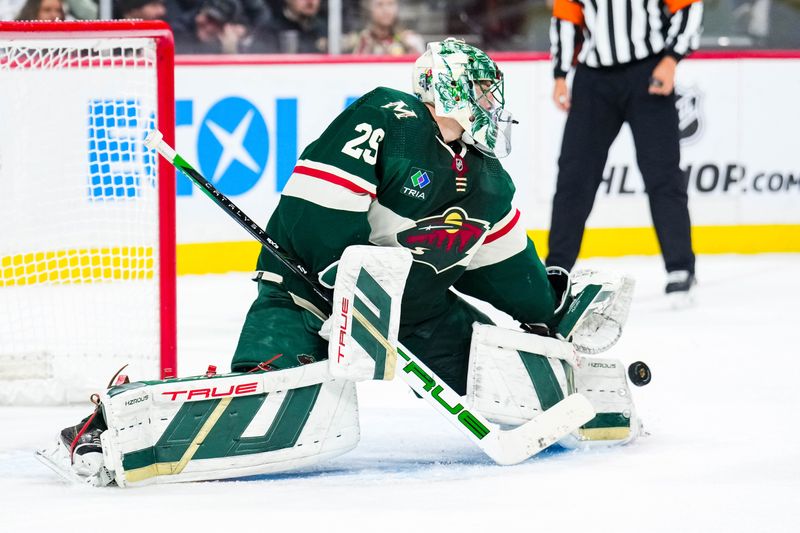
[[397, 207, 489, 273], [401, 168, 432, 200]]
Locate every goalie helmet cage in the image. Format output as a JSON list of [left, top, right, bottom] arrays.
[[0, 21, 176, 405]]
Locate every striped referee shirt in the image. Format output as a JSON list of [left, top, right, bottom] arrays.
[[550, 0, 704, 77]]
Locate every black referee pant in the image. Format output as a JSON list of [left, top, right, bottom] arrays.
[[547, 55, 696, 275]]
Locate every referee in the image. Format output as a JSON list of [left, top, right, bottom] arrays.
[[547, 0, 703, 298]]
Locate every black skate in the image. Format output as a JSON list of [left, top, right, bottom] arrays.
[[59, 412, 106, 461], [665, 270, 696, 308], [35, 366, 128, 486]]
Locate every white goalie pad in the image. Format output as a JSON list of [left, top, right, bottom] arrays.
[[558, 357, 640, 449], [466, 324, 640, 447], [98, 361, 360, 487], [326, 246, 412, 382], [467, 323, 576, 426], [559, 270, 636, 354]]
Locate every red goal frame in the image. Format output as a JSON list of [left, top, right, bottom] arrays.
[[0, 20, 177, 379]]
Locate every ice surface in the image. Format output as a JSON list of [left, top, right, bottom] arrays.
[[2, 254, 799, 532]]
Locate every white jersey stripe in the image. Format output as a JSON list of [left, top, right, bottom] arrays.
[[612, 0, 631, 63], [580, 2, 601, 67], [561, 22, 577, 73], [485, 208, 520, 242], [366, 200, 415, 247], [551, 19, 577, 75], [665, 9, 684, 47], [467, 219, 527, 271], [673, 3, 704, 56], [296, 159, 378, 196], [630, 0, 649, 59], [282, 173, 372, 212], [593, 1, 614, 65], [647, 0, 666, 52]]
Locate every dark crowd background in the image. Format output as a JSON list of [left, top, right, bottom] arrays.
[[2, 0, 799, 55]]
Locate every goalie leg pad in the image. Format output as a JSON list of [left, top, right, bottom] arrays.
[[467, 324, 639, 447], [467, 324, 577, 426], [100, 362, 359, 487], [325, 245, 412, 382], [558, 357, 640, 449]]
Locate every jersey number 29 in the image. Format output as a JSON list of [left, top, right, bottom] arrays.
[[341, 123, 385, 165]]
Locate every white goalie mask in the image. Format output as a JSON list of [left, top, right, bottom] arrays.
[[412, 38, 516, 158]]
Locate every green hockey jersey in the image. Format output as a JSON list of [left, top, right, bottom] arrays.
[[259, 86, 557, 327]]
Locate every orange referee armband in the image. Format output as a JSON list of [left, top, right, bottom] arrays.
[[664, 0, 701, 14], [552, 0, 585, 26]]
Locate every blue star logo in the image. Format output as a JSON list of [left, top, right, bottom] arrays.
[[197, 97, 269, 196]]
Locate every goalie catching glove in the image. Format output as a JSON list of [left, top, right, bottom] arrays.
[[524, 268, 635, 354]]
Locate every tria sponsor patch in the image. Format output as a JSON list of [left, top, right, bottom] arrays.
[[402, 168, 432, 200], [397, 207, 489, 273]]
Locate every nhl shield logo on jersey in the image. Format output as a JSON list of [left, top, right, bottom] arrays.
[[401, 168, 432, 200], [397, 208, 489, 273]]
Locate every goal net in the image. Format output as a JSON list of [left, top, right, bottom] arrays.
[[0, 21, 176, 404]]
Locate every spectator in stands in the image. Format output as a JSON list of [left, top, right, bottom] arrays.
[[64, 0, 98, 19], [166, 0, 270, 35], [445, 0, 532, 50], [734, 0, 800, 48], [343, 0, 424, 55], [164, 0, 198, 34], [173, 0, 263, 54], [240, 0, 271, 28], [14, 0, 64, 20], [114, 0, 166, 20], [519, 0, 554, 50], [260, 0, 326, 53]]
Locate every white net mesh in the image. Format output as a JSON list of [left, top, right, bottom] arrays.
[[0, 37, 164, 404]]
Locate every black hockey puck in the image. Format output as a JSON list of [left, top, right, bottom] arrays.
[[628, 361, 652, 387]]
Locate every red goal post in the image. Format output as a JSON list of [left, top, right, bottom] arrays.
[[0, 20, 176, 404]]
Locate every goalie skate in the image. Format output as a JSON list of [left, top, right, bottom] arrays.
[[34, 437, 114, 487], [35, 412, 115, 487]]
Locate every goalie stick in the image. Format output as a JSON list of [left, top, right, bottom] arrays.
[[144, 131, 594, 466]]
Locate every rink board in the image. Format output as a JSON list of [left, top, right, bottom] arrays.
[[176, 54, 799, 272]]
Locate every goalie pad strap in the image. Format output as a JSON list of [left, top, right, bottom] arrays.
[[472, 324, 579, 366], [252, 271, 328, 320]]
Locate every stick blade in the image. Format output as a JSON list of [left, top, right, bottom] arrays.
[[487, 393, 595, 466]]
